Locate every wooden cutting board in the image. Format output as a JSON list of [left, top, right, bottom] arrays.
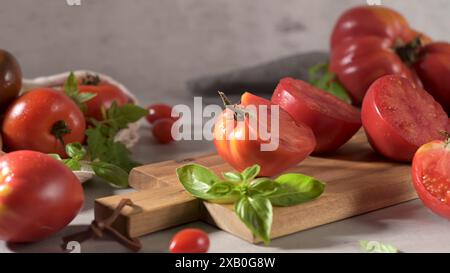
[[94, 131, 417, 243]]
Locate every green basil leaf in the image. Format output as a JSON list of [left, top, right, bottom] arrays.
[[308, 63, 352, 104], [62, 158, 82, 171], [206, 181, 240, 203], [77, 92, 97, 103], [235, 195, 272, 245], [241, 164, 260, 181], [106, 102, 148, 130], [359, 240, 399, 253], [248, 178, 279, 196], [269, 173, 325, 206], [65, 142, 87, 160], [222, 171, 243, 182], [90, 161, 129, 188], [328, 81, 352, 104], [176, 164, 221, 200], [64, 71, 78, 97], [48, 153, 62, 161]]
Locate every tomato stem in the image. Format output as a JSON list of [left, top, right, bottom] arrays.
[[51, 120, 72, 148], [81, 73, 101, 85], [395, 36, 422, 66], [218, 91, 247, 121]]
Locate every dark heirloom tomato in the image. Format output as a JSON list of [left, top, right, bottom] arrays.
[[79, 75, 128, 121], [214, 92, 315, 177], [0, 49, 22, 110], [272, 77, 361, 153], [0, 151, 84, 242], [2, 88, 86, 157], [361, 75, 448, 162], [330, 6, 450, 109]]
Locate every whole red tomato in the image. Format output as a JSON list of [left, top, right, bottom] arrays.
[[169, 228, 210, 253], [152, 118, 175, 144], [272, 77, 361, 153], [361, 75, 448, 162], [214, 92, 316, 177], [0, 151, 84, 243], [146, 104, 174, 124], [412, 139, 450, 219], [330, 6, 450, 109], [79, 75, 128, 121], [2, 88, 86, 157]]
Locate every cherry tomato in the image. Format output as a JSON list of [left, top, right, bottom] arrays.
[[0, 49, 22, 110], [169, 228, 210, 253], [272, 77, 361, 153], [146, 104, 174, 124], [0, 151, 84, 243], [2, 88, 86, 157], [214, 92, 316, 177], [330, 6, 450, 108], [412, 139, 450, 219], [78, 74, 128, 121], [152, 118, 175, 144], [361, 75, 448, 162]]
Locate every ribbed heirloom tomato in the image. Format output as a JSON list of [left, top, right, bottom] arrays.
[[330, 6, 450, 110], [214, 92, 316, 177], [2, 88, 86, 157], [412, 139, 450, 219], [0, 151, 84, 242]]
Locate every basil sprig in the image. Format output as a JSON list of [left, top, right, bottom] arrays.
[[176, 164, 325, 244]]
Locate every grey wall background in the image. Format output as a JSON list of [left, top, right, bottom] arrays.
[[1, 0, 449, 104]]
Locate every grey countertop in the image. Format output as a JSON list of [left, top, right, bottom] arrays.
[[1, 124, 449, 253]]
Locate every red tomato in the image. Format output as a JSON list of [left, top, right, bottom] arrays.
[[146, 104, 174, 124], [2, 88, 86, 157], [330, 6, 450, 108], [169, 228, 210, 253], [412, 140, 450, 219], [272, 77, 361, 153], [214, 92, 316, 177], [0, 151, 84, 243], [361, 75, 448, 162], [152, 118, 175, 144], [79, 78, 128, 121]]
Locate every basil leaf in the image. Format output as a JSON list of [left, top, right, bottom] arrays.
[[241, 164, 260, 181], [63, 158, 82, 171], [206, 181, 240, 203], [64, 72, 78, 97], [65, 142, 86, 160], [176, 164, 221, 199], [308, 63, 352, 104], [359, 240, 399, 253], [90, 161, 129, 188], [269, 173, 325, 206], [222, 171, 243, 182], [235, 195, 272, 245], [106, 102, 148, 130], [48, 153, 62, 161], [77, 92, 97, 103], [248, 178, 279, 196]]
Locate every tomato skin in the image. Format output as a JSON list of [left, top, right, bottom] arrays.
[[329, 6, 447, 106], [414, 42, 450, 113], [412, 141, 450, 219], [361, 75, 448, 162], [2, 88, 86, 157], [0, 151, 84, 243], [272, 78, 361, 153], [169, 228, 210, 253], [152, 118, 175, 144], [146, 104, 174, 124], [79, 82, 128, 121], [214, 92, 316, 177]]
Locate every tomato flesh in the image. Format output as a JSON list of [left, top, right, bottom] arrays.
[[413, 141, 450, 219]]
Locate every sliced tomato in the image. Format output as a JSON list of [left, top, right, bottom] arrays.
[[214, 92, 316, 176], [412, 140, 450, 219], [272, 77, 361, 153], [361, 75, 448, 161]]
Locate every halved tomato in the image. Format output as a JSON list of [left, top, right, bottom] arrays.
[[214, 92, 316, 176]]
